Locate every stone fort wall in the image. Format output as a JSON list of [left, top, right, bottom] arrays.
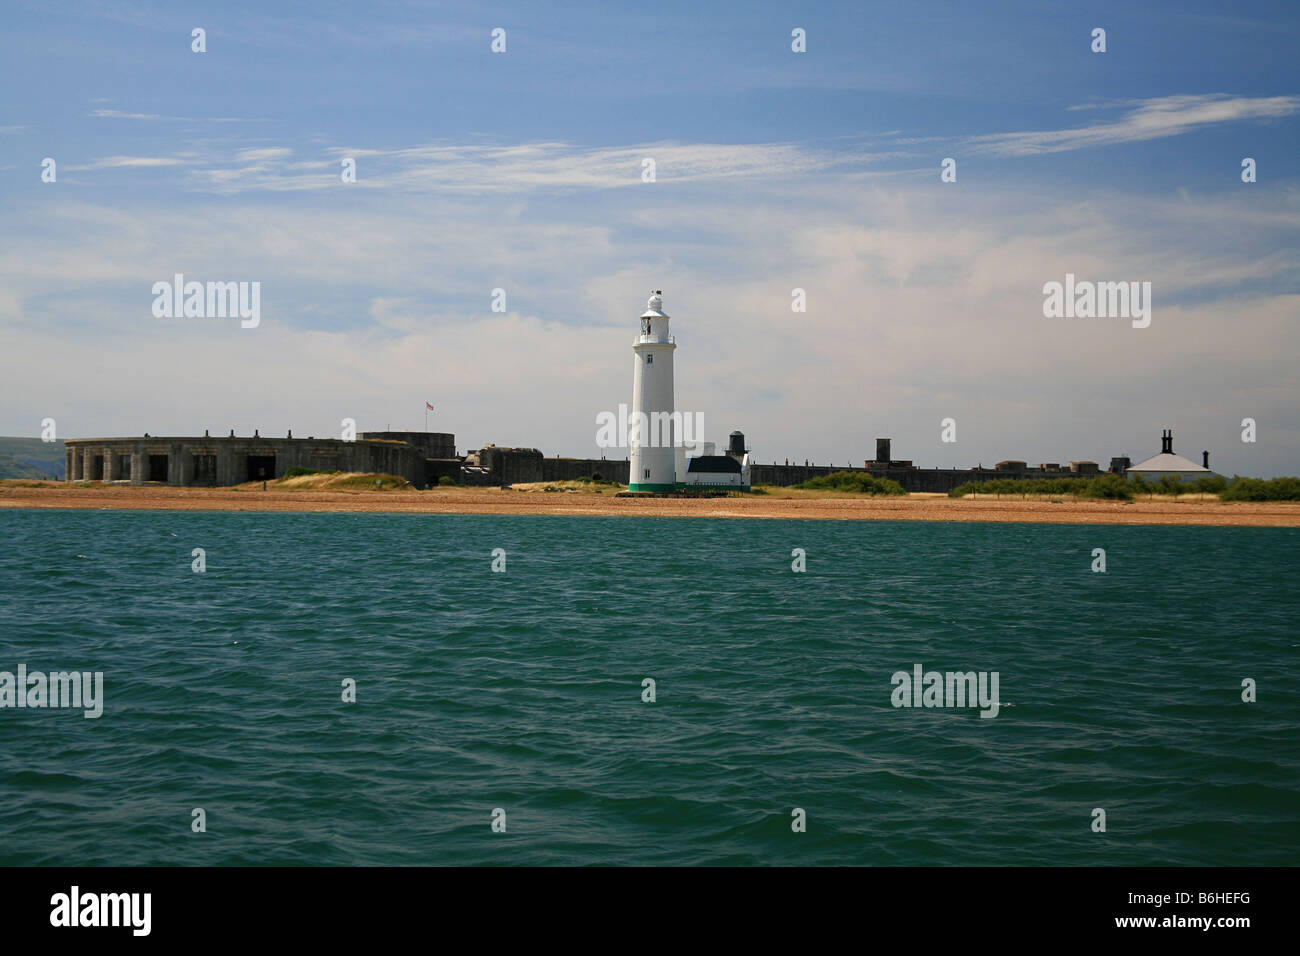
[[463, 447, 629, 486], [359, 431, 455, 460], [64, 436, 425, 487]]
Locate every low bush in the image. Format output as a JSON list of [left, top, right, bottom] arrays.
[[795, 471, 906, 495], [949, 475, 1133, 500], [1221, 476, 1300, 501], [1078, 474, 1134, 500]]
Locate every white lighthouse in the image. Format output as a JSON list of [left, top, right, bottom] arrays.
[[629, 290, 679, 492]]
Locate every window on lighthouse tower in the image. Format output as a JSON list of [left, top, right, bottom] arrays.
[[646, 354, 653, 364]]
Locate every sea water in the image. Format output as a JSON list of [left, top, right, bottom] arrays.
[[0, 509, 1296, 865]]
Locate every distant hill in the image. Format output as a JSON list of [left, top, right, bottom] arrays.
[[0, 437, 65, 479]]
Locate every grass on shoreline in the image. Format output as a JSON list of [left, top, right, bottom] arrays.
[[247, 471, 413, 491], [509, 478, 624, 495]]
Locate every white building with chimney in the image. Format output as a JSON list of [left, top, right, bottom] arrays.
[[681, 430, 751, 488], [1127, 429, 1216, 483]]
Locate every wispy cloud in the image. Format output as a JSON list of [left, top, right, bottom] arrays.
[[183, 141, 853, 195], [91, 108, 255, 123], [91, 109, 164, 120], [73, 91, 1300, 196], [70, 156, 188, 170], [965, 94, 1300, 156], [235, 147, 294, 163]]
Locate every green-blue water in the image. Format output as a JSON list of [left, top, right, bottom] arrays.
[[1, 509, 1297, 866]]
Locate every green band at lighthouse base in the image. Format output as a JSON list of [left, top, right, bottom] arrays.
[[628, 482, 679, 493]]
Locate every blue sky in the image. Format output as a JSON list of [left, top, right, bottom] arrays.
[[2, 0, 1298, 475]]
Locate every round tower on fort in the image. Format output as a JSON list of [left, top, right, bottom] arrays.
[[629, 291, 678, 492]]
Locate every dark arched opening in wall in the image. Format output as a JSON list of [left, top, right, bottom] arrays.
[[246, 455, 276, 482], [591, 473, 603, 482]]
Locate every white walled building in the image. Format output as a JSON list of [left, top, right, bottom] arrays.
[[682, 430, 751, 489], [1127, 430, 1216, 482], [682, 456, 749, 488]]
